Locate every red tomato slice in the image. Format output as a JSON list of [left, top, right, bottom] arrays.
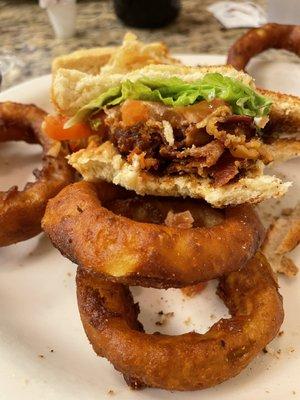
[[44, 114, 93, 141], [121, 100, 150, 127]]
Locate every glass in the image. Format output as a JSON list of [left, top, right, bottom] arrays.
[[113, 0, 181, 28]]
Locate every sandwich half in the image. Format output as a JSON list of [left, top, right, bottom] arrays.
[[48, 39, 300, 207]]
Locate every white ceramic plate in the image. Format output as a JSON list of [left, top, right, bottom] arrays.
[[0, 55, 299, 400]]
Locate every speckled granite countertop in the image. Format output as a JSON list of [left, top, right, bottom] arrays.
[[0, 0, 286, 90]]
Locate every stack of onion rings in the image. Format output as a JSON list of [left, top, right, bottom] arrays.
[[42, 177, 283, 391], [227, 23, 300, 70], [0, 102, 73, 247]]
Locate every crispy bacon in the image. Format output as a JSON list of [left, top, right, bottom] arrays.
[[181, 282, 207, 297], [210, 154, 239, 187], [164, 209, 215, 299], [185, 126, 211, 147], [224, 115, 254, 125], [160, 140, 224, 166], [219, 115, 256, 140], [164, 210, 194, 229], [165, 160, 205, 176], [104, 100, 260, 186], [109, 123, 162, 156], [162, 141, 225, 176]]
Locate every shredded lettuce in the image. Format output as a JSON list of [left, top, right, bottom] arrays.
[[65, 73, 272, 128]]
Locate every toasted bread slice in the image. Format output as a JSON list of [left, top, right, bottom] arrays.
[[68, 141, 290, 208], [52, 47, 115, 75], [259, 89, 300, 134], [52, 64, 254, 116], [52, 32, 178, 76], [267, 138, 300, 162]]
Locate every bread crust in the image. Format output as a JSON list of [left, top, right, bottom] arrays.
[[267, 138, 300, 162], [0, 102, 74, 246], [259, 89, 300, 134], [52, 47, 116, 75]]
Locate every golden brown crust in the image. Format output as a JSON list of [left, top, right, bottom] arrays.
[[227, 23, 300, 70], [52, 47, 116, 75], [42, 180, 265, 287], [76, 252, 284, 391], [52, 33, 179, 76], [265, 138, 300, 163], [0, 102, 74, 247], [181, 282, 207, 297], [258, 89, 300, 134]]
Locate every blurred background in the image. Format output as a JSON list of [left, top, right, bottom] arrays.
[[0, 0, 299, 90]]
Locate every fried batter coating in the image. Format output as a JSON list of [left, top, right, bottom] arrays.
[[0, 102, 73, 246], [76, 252, 284, 391], [227, 23, 300, 71]]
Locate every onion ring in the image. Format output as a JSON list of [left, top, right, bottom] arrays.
[[0, 102, 74, 247], [76, 252, 284, 391], [42, 180, 265, 287], [227, 23, 300, 70]]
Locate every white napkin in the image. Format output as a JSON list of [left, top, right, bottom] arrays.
[[207, 1, 267, 29]]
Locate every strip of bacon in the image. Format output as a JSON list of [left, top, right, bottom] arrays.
[[164, 210, 194, 229], [210, 154, 239, 187]]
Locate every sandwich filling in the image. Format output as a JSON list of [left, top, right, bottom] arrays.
[[48, 73, 274, 187], [99, 99, 272, 187]]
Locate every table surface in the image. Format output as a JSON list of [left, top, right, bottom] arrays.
[[0, 0, 297, 90]]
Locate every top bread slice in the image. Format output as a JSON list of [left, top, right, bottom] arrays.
[[52, 62, 300, 136], [52, 64, 254, 116]]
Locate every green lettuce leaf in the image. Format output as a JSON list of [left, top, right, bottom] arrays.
[[64, 73, 272, 128]]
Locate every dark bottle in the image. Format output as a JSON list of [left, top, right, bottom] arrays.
[[113, 0, 181, 28]]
